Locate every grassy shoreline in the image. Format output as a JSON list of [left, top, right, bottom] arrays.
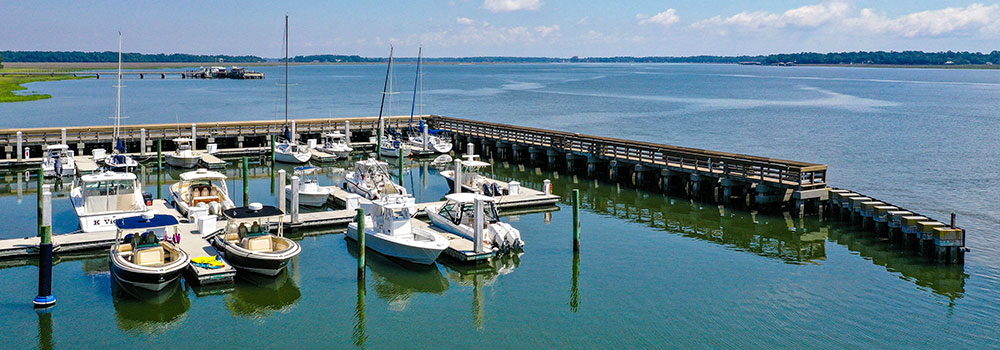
[[0, 73, 88, 103]]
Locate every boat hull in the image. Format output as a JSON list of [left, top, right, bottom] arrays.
[[213, 237, 301, 276], [110, 258, 186, 292], [165, 155, 200, 168], [346, 224, 446, 265], [285, 187, 330, 207], [274, 150, 311, 164]]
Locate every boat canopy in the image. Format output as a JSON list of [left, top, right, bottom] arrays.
[[223, 204, 284, 219], [172, 138, 193, 143], [294, 166, 319, 174], [461, 160, 491, 168], [444, 192, 496, 203], [116, 213, 178, 230], [46, 144, 70, 151], [80, 171, 137, 183], [179, 169, 226, 181]]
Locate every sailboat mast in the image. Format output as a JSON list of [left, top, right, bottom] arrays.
[[409, 47, 421, 134], [284, 15, 289, 128], [376, 47, 393, 159], [114, 32, 122, 145]]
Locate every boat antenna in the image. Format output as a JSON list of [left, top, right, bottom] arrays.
[[283, 14, 290, 142], [408, 47, 421, 134], [376, 46, 393, 160], [113, 31, 124, 153]]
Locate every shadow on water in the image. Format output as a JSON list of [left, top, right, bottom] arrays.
[[111, 279, 191, 334], [225, 260, 302, 319], [345, 238, 449, 311], [487, 160, 968, 299]]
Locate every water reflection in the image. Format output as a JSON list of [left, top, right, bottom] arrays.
[[441, 252, 523, 329], [225, 266, 302, 319], [570, 251, 580, 312], [36, 309, 55, 350], [346, 240, 449, 311], [111, 280, 190, 334], [487, 160, 968, 299], [353, 281, 367, 348]]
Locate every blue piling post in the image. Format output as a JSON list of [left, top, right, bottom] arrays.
[[33, 225, 55, 309]]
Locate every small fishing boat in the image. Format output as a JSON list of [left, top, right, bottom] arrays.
[[346, 194, 448, 265], [213, 203, 301, 276], [285, 166, 332, 207], [168, 168, 235, 216], [109, 212, 190, 292], [380, 136, 410, 158], [343, 158, 407, 200], [101, 32, 139, 173], [407, 133, 453, 154], [71, 171, 149, 232], [274, 141, 312, 164], [440, 154, 507, 196], [41, 144, 77, 177], [318, 132, 352, 159], [164, 138, 200, 168], [426, 193, 524, 252]]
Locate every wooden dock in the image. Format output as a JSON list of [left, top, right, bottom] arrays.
[[309, 149, 338, 163], [198, 153, 227, 169], [174, 221, 236, 285]]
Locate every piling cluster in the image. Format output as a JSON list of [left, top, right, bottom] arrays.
[[828, 189, 964, 264]]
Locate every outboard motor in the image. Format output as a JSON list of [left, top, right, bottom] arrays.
[[143, 192, 153, 206], [53, 158, 63, 177], [482, 183, 493, 196], [208, 201, 222, 216], [490, 183, 503, 196]]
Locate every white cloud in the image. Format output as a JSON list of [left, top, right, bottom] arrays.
[[482, 0, 542, 13], [692, 2, 851, 31], [576, 16, 590, 26], [638, 9, 680, 28], [535, 25, 560, 37], [690, 2, 1000, 38], [457, 17, 476, 25], [844, 4, 1000, 37]]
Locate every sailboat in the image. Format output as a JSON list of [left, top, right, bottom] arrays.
[[273, 15, 312, 164], [376, 47, 409, 159], [102, 32, 139, 172], [406, 48, 453, 154]]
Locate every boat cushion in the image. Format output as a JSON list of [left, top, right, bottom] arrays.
[[134, 246, 164, 266], [246, 236, 272, 252]]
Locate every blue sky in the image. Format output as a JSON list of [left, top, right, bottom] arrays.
[[4, 1, 999, 57]]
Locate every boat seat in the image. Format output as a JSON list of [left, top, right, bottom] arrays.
[[134, 246, 165, 266], [245, 236, 272, 252]]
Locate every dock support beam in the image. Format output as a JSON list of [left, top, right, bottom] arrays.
[[191, 124, 197, 151], [278, 169, 287, 214], [356, 208, 366, 280], [156, 140, 162, 199], [17, 131, 23, 161], [290, 175, 300, 223], [61, 128, 67, 146], [242, 157, 250, 207], [572, 189, 581, 252], [33, 225, 55, 309], [140, 128, 146, 156]]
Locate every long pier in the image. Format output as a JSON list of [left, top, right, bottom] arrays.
[[0, 114, 965, 263], [0, 69, 263, 79]]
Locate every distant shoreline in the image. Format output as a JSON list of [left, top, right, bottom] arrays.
[[791, 63, 999, 70], [5, 61, 998, 70]]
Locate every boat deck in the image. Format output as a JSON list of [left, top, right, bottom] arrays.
[[198, 153, 227, 169]]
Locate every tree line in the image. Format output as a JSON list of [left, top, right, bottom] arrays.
[[3, 50, 998, 65]]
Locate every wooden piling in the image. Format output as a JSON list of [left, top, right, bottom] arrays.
[[36, 167, 42, 236], [33, 225, 55, 309], [156, 140, 162, 199], [242, 157, 250, 207], [398, 148, 404, 186], [356, 208, 366, 280], [572, 189, 581, 252]]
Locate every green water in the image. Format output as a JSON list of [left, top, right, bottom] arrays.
[[0, 158, 986, 349]]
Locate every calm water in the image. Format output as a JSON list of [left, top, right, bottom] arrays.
[[1, 64, 998, 348]]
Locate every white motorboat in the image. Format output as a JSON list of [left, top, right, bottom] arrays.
[[343, 158, 407, 200], [426, 193, 524, 252], [318, 132, 352, 159], [213, 203, 301, 276], [165, 138, 200, 168], [41, 144, 77, 177], [346, 194, 448, 265], [285, 166, 332, 207], [70, 171, 149, 233], [407, 133, 453, 154], [274, 141, 312, 164], [168, 168, 235, 217], [101, 32, 139, 173], [440, 154, 507, 196], [109, 213, 189, 292]]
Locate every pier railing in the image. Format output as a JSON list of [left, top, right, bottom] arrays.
[[428, 115, 827, 190], [0, 115, 419, 148]]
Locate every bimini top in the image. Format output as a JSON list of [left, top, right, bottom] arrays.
[[80, 170, 137, 183], [461, 160, 491, 168], [294, 166, 319, 174], [444, 192, 496, 203], [46, 144, 70, 151], [179, 168, 226, 181], [172, 138, 194, 143], [116, 212, 178, 230], [325, 131, 346, 137], [223, 203, 284, 219]]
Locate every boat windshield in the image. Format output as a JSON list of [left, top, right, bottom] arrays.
[[83, 180, 139, 212], [459, 201, 500, 222]]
